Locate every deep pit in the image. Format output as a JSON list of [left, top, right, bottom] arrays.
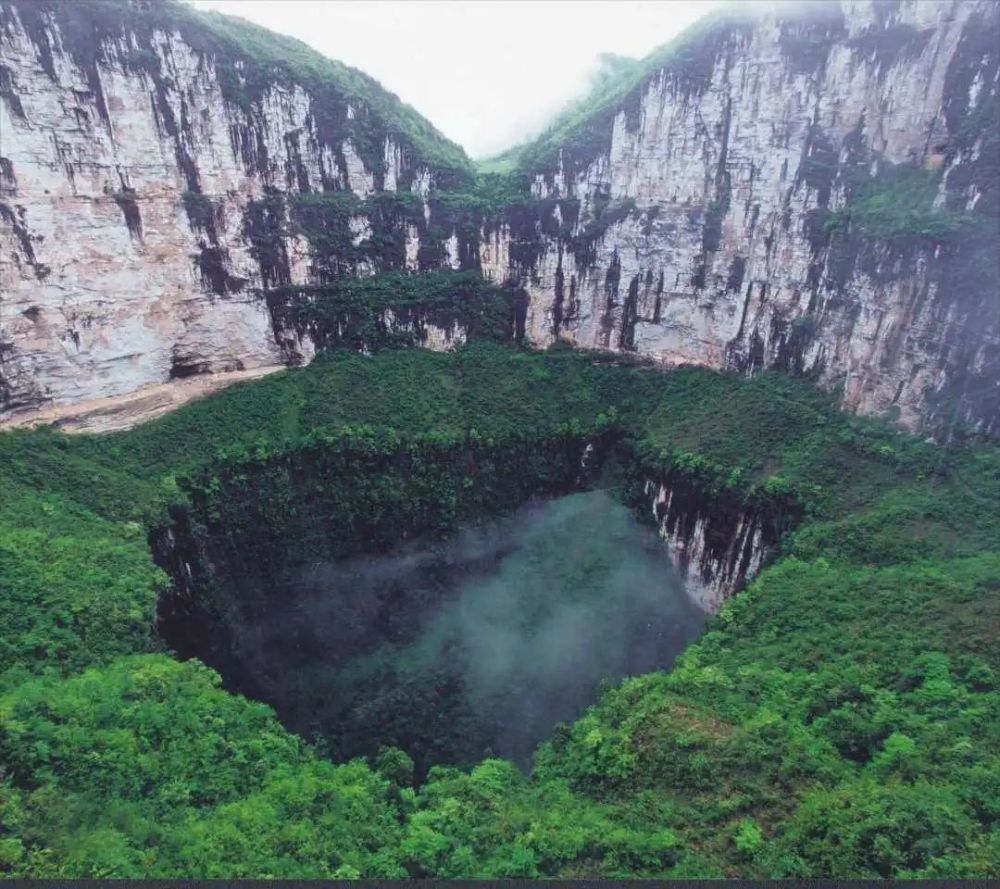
[[162, 489, 706, 774]]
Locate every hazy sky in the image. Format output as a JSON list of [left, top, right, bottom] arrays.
[[187, 0, 722, 158]]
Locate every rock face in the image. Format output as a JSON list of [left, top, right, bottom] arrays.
[[2, 0, 998, 437], [0, 0, 478, 420], [645, 477, 775, 612], [481, 0, 1000, 438]]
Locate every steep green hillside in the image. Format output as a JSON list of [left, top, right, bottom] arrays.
[[0, 343, 997, 878]]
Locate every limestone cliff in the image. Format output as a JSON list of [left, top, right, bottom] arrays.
[[645, 477, 772, 612], [482, 0, 1000, 439], [0, 0, 489, 420], [1, 0, 998, 437]]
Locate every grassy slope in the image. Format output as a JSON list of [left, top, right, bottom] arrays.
[[0, 343, 997, 877]]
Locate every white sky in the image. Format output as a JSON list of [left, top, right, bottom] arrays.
[[187, 0, 723, 158]]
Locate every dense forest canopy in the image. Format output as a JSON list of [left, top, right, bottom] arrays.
[[0, 342, 997, 878]]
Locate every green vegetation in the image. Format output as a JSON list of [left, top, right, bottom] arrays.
[[245, 184, 550, 288], [267, 270, 523, 350], [0, 343, 997, 877], [0, 656, 407, 877], [5, 2, 998, 875], [825, 164, 970, 244], [429, 174, 535, 220]]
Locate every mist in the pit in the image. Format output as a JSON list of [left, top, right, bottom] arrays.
[[229, 490, 707, 771], [429, 490, 706, 763]]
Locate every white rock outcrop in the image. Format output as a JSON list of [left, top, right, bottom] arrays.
[[481, 0, 1000, 437], [0, 1, 456, 421], [646, 479, 769, 612]]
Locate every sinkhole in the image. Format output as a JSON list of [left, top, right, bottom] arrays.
[[158, 488, 706, 776]]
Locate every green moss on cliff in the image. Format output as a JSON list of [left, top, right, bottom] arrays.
[[266, 270, 523, 352], [825, 165, 969, 244]]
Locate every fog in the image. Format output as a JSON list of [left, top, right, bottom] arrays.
[[227, 490, 706, 771], [186, 0, 723, 157]]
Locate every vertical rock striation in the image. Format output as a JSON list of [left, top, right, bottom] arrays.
[[644, 477, 776, 612], [482, 0, 1000, 438], [1, 0, 997, 438], [0, 0, 478, 419]]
